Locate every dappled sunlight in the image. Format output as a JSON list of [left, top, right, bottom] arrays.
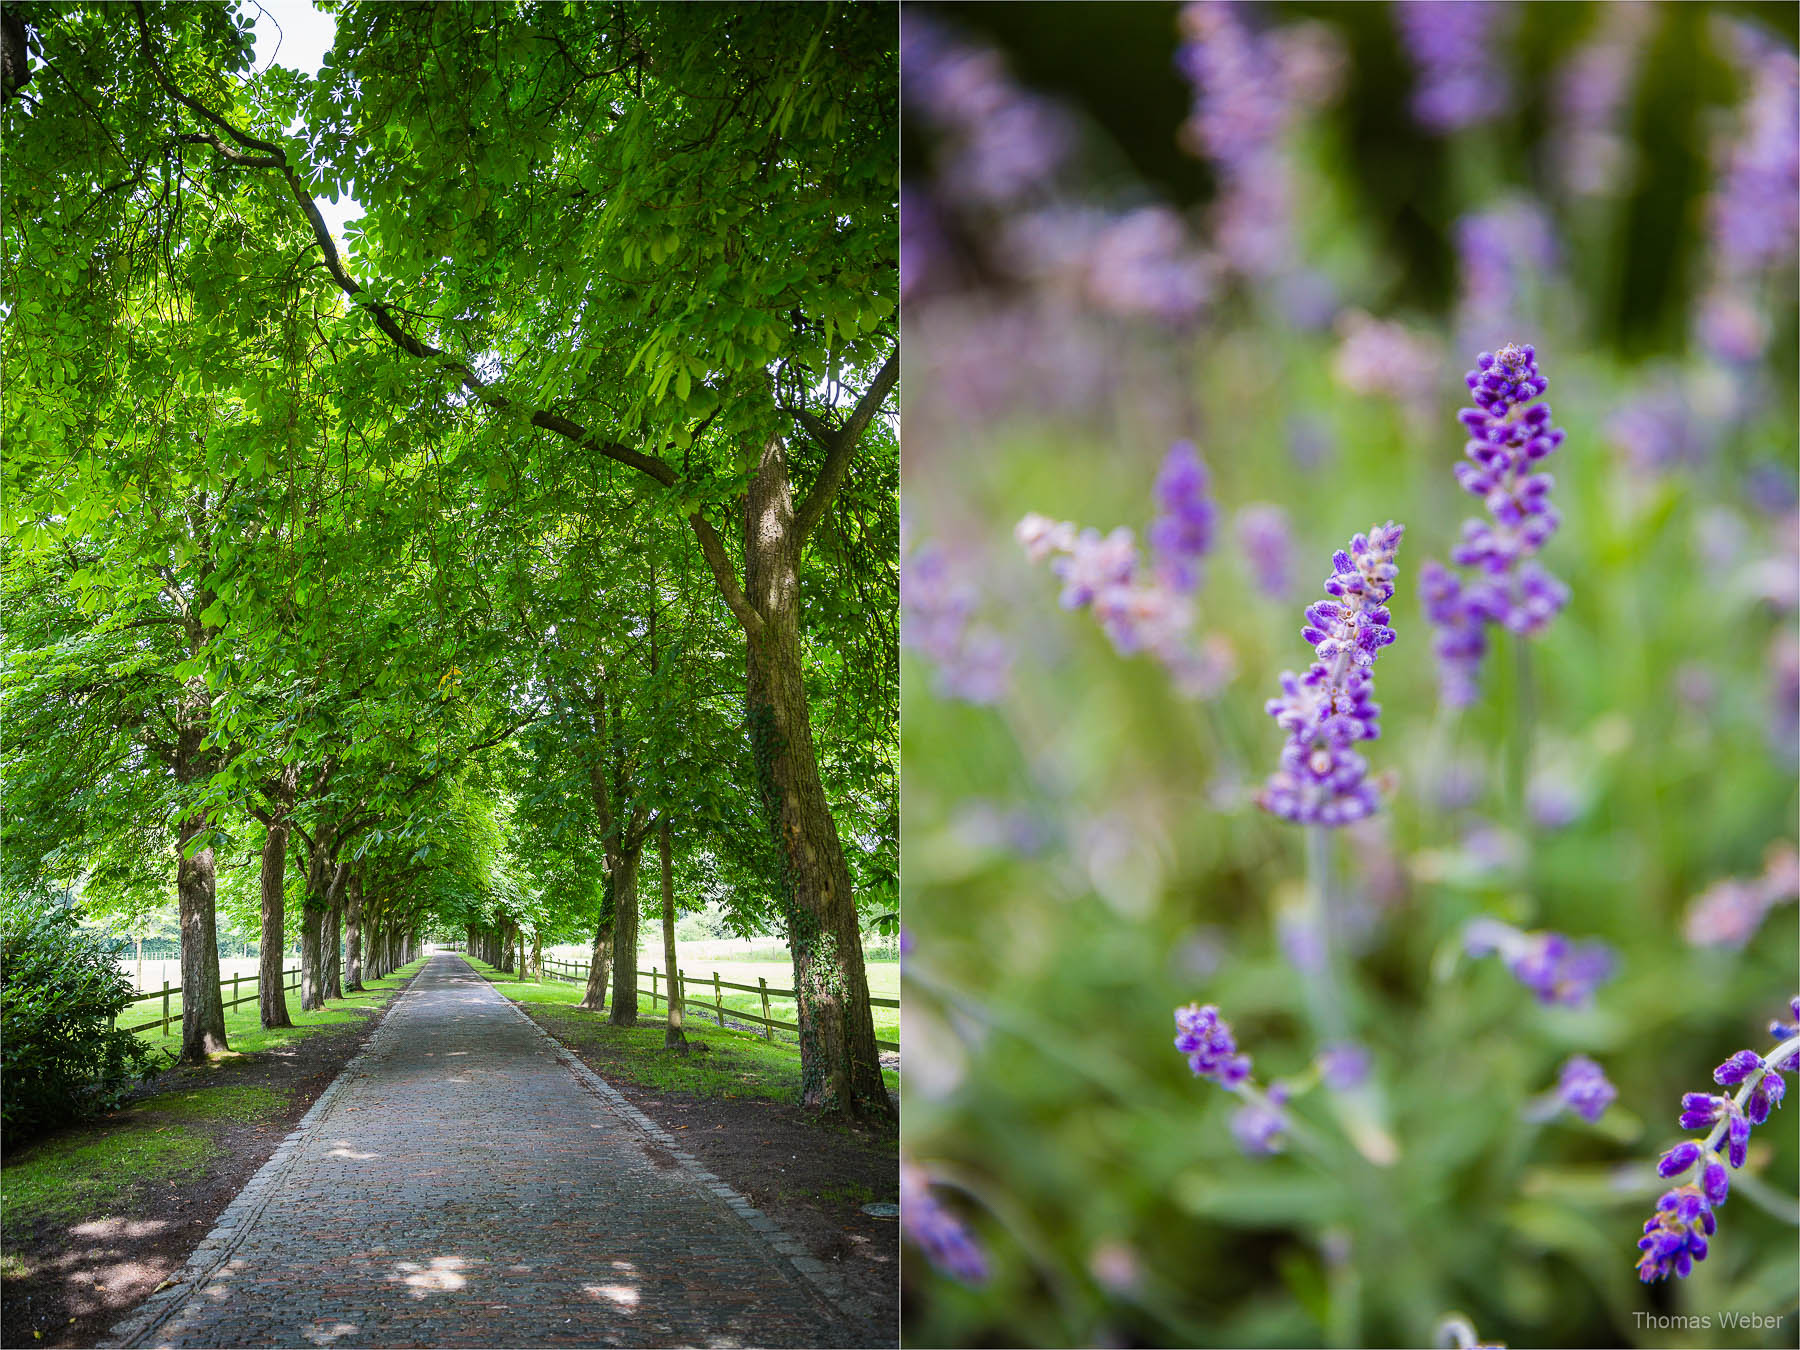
[[387, 1254, 470, 1299], [66, 1217, 170, 1240], [300, 1320, 361, 1345], [323, 1141, 381, 1160], [584, 1282, 639, 1308]]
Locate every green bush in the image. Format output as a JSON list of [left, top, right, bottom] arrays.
[[1, 898, 161, 1145]]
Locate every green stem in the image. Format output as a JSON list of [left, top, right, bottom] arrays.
[[1510, 634, 1533, 837]]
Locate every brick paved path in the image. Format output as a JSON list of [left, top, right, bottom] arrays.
[[106, 954, 867, 1349]]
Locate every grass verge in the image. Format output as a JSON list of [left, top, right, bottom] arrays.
[[464, 957, 840, 1098]]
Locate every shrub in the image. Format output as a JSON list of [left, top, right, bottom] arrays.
[[1, 897, 161, 1145]]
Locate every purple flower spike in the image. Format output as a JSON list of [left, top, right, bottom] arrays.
[[1423, 342, 1569, 706], [1556, 1055, 1616, 1123], [1635, 997, 1800, 1281], [1149, 441, 1217, 594], [1257, 522, 1406, 826]]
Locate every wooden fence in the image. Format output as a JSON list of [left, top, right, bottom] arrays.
[[537, 957, 900, 1052], [115, 965, 305, 1037]]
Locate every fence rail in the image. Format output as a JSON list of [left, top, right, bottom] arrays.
[[115, 966, 309, 1037], [537, 957, 900, 1052]]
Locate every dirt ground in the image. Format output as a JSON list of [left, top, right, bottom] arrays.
[[513, 1003, 902, 1340], [0, 989, 409, 1350]]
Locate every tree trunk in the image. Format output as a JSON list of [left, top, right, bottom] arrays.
[[743, 431, 890, 1120], [578, 880, 614, 1012], [609, 846, 641, 1026], [300, 836, 335, 1011], [344, 867, 364, 992], [324, 883, 343, 1001], [256, 771, 297, 1029], [660, 816, 687, 1053], [527, 928, 542, 982], [176, 810, 230, 1062]]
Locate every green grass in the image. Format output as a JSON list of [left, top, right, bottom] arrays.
[[131, 1085, 286, 1123], [463, 955, 900, 1098], [127, 957, 427, 1058], [1, 1251, 32, 1279], [2, 1128, 217, 1227]]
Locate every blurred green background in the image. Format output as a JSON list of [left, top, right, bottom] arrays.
[[900, 2, 1798, 1347]]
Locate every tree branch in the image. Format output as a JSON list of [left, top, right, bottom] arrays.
[[789, 348, 898, 542]]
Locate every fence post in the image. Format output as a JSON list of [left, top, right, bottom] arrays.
[[232, 971, 240, 1010], [713, 971, 723, 1027], [759, 977, 772, 1040], [651, 968, 659, 1008], [161, 980, 171, 1037]]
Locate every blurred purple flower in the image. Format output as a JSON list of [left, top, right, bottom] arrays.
[[1230, 1087, 1289, 1155], [1708, 22, 1800, 281], [1320, 1042, 1372, 1092], [1396, 1, 1516, 134], [1457, 201, 1558, 347], [1527, 769, 1584, 831], [1149, 440, 1218, 593], [1177, 3, 1343, 280], [1235, 504, 1296, 601], [1419, 559, 1488, 708], [902, 12, 1074, 210], [1684, 842, 1799, 948], [1464, 916, 1615, 1007], [1332, 310, 1443, 414], [901, 1162, 989, 1284], [1556, 1055, 1617, 1123], [1257, 523, 1405, 826], [902, 541, 1012, 704], [1605, 382, 1714, 475], [1551, 3, 1654, 198]]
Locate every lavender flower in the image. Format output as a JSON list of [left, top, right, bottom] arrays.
[[1556, 1055, 1616, 1123], [1149, 440, 1218, 593], [1256, 523, 1405, 826], [1174, 1002, 1252, 1086], [1422, 343, 1570, 705], [902, 541, 1013, 704], [1396, 2, 1516, 135], [1636, 1000, 1800, 1281], [1463, 917, 1615, 1007], [1235, 504, 1295, 601], [901, 1162, 989, 1284]]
